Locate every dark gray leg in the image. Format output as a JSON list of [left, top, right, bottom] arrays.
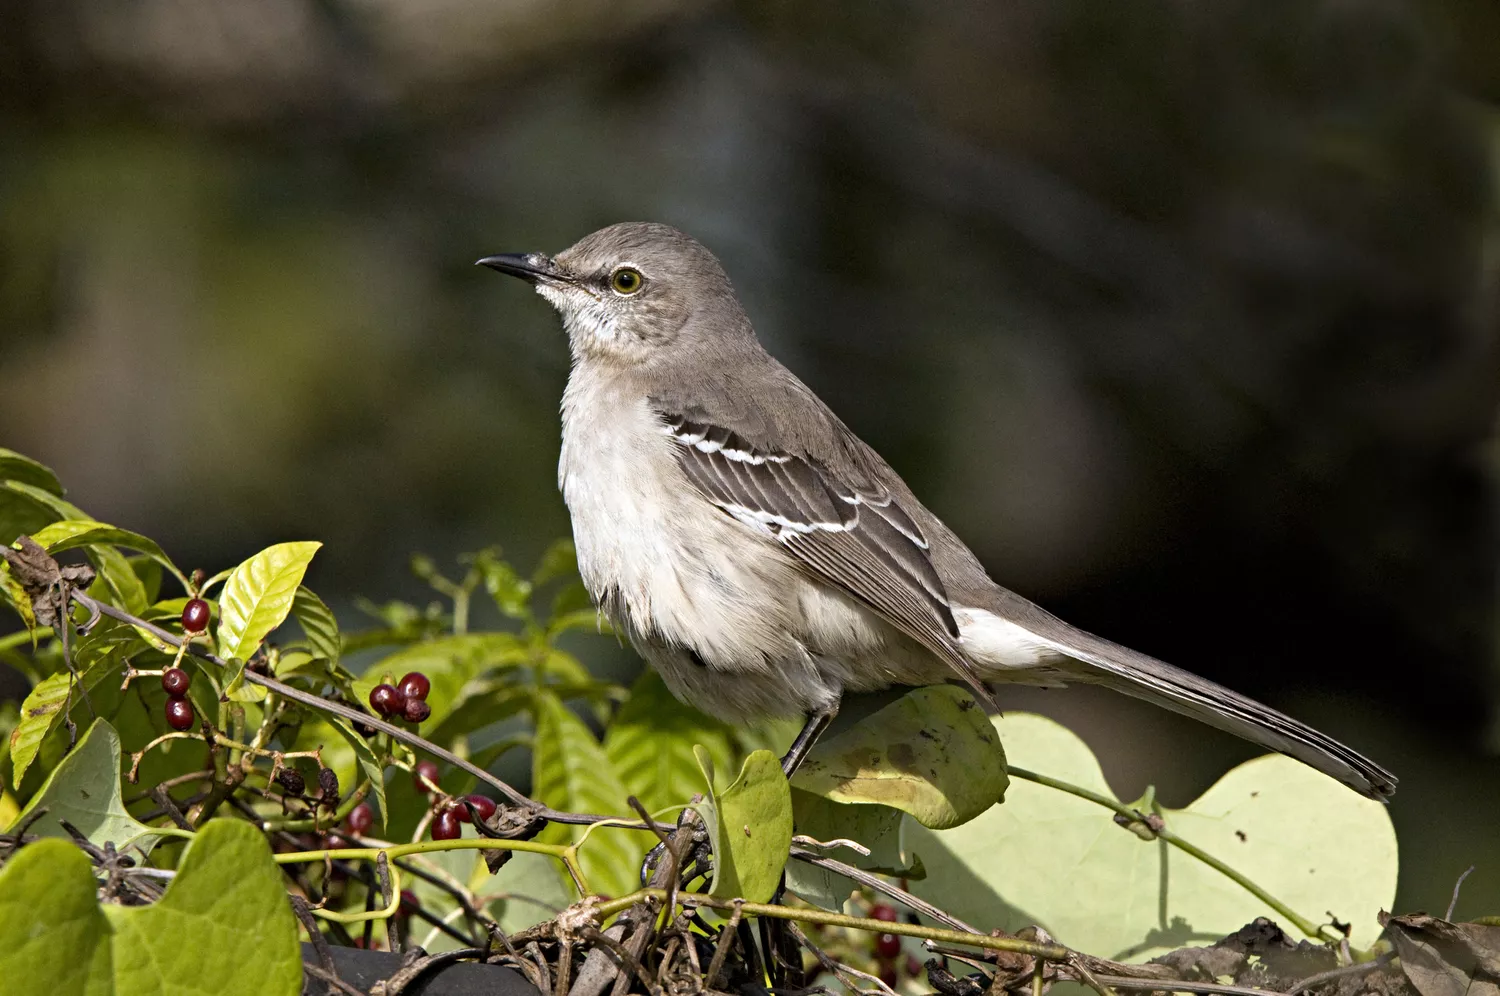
[[780, 704, 839, 778]]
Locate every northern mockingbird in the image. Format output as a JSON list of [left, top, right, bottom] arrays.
[[478, 222, 1396, 800]]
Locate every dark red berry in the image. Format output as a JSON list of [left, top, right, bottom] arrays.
[[879, 965, 898, 988], [398, 671, 431, 702], [431, 809, 462, 841], [164, 697, 195, 731], [369, 683, 405, 717], [464, 794, 497, 822], [399, 889, 421, 916], [161, 667, 191, 696], [181, 598, 211, 634], [318, 767, 340, 808], [276, 767, 306, 795], [875, 933, 902, 959], [413, 760, 440, 795], [906, 956, 922, 978], [346, 802, 374, 835], [870, 903, 898, 923], [402, 697, 431, 723]]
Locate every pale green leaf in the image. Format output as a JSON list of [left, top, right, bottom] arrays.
[[0, 448, 65, 497], [7, 620, 140, 787], [291, 585, 341, 667], [695, 747, 793, 903], [2, 479, 90, 523], [10, 718, 169, 855], [104, 819, 302, 995], [793, 685, 1007, 829], [905, 713, 1398, 960], [604, 669, 736, 816], [323, 712, 389, 830], [215, 541, 321, 661], [0, 838, 112, 996], [0, 560, 36, 640], [533, 691, 652, 899], [478, 850, 574, 935], [30, 518, 189, 589]]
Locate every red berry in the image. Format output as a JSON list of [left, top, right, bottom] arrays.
[[402, 697, 431, 723], [346, 803, 374, 835], [161, 667, 191, 696], [369, 683, 405, 717], [399, 889, 421, 916], [181, 598, 211, 634], [875, 933, 902, 959], [164, 697, 195, 731], [906, 956, 923, 978], [413, 760, 440, 794], [870, 904, 898, 923], [879, 965, 898, 988], [464, 794, 497, 822], [398, 671, 431, 702], [431, 809, 462, 841]]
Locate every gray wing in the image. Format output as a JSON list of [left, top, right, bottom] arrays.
[[656, 407, 998, 709]]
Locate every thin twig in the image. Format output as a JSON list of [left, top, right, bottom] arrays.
[[789, 920, 897, 996], [790, 846, 978, 933], [1285, 954, 1393, 996], [704, 903, 743, 989], [584, 927, 665, 996], [301, 962, 366, 996], [1446, 866, 1475, 921]]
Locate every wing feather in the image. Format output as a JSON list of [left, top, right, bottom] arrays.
[[656, 408, 996, 706]]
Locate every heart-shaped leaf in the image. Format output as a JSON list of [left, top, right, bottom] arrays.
[[793, 685, 1007, 829], [694, 747, 793, 903], [905, 713, 1398, 959], [10, 718, 169, 856], [104, 819, 302, 994]]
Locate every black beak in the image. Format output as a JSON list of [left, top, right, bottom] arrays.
[[475, 252, 569, 284]]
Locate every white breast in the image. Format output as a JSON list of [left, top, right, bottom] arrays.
[[558, 365, 810, 673]]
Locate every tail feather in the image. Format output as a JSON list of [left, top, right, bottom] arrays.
[[1032, 628, 1397, 801]]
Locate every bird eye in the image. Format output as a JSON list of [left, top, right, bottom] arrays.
[[610, 267, 644, 295]]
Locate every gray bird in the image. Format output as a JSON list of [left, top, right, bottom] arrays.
[[479, 222, 1396, 800]]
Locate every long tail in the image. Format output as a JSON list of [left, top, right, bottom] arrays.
[[1029, 624, 1396, 801]]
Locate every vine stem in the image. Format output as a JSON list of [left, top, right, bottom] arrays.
[[1006, 766, 1334, 942], [595, 888, 1071, 960]]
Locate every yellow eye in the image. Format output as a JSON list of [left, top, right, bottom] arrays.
[[610, 267, 644, 294]]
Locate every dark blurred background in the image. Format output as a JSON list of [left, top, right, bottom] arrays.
[[1, 1, 1495, 914]]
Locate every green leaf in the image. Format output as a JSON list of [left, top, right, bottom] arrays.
[[291, 585, 341, 667], [793, 685, 1007, 829], [323, 713, 389, 830], [29, 518, 189, 590], [10, 718, 169, 856], [533, 691, 651, 899], [6, 618, 140, 788], [604, 669, 736, 816], [785, 789, 913, 910], [530, 539, 579, 588], [215, 541, 321, 661], [478, 850, 574, 934], [693, 748, 793, 903], [0, 560, 36, 640], [221, 656, 267, 703], [0, 838, 112, 996], [905, 713, 1399, 959], [86, 542, 149, 615], [3, 479, 90, 522], [476, 551, 533, 620], [0, 448, 65, 496], [105, 819, 302, 995]]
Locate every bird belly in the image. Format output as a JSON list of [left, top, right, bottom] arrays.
[[558, 377, 938, 720]]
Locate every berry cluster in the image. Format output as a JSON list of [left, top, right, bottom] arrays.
[[430, 793, 496, 841], [161, 597, 211, 730], [368, 671, 432, 724]]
